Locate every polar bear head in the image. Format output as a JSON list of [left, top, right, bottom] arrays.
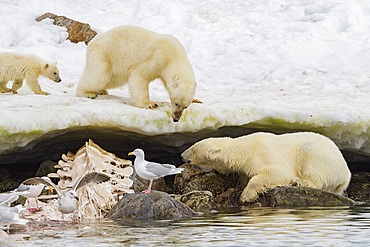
[[182, 137, 238, 174], [169, 75, 196, 122], [181, 138, 223, 167], [42, 62, 62, 83]]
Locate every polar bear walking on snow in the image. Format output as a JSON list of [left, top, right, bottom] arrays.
[[181, 132, 351, 202], [76, 25, 197, 122], [0, 52, 61, 95]]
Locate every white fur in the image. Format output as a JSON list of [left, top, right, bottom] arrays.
[[0, 52, 61, 95], [181, 132, 351, 202], [76, 25, 196, 121]]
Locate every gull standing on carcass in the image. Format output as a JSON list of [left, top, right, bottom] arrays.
[[22, 172, 110, 220], [128, 148, 184, 194], [16, 182, 44, 211]]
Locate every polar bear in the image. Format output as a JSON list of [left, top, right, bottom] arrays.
[[0, 52, 61, 95], [181, 132, 351, 203], [76, 25, 197, 122]]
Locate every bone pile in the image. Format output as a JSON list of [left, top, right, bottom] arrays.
[[47, 139, 134, 220]]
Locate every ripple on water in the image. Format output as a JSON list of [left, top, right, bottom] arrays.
[[3, 205, 370, 246]]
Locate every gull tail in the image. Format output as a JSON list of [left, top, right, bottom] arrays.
[[169, 167, 185, 175]]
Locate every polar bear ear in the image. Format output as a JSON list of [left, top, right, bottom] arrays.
[[173, 76, 179, 88], [45, 63, 49, 69], [207, 146, 221, 158]]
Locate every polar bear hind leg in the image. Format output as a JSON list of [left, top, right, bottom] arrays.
[[76, 51, 112, 98]]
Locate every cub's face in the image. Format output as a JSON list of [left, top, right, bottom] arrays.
[[170, 76, 196, 122], [181, 139, 221, 168], [44, 62, 62, 83]]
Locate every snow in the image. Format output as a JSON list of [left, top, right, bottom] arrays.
[[1, 0, 370, 155]]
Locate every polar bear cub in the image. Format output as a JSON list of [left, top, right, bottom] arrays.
[[0, 52, 61, 95], [76, 25, 196, 122], [181, 132, 351, 202]]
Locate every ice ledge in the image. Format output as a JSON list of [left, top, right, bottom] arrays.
[[0, 94, 369, 169]]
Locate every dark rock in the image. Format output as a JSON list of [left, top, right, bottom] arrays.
[[35, 160, 57, 177], [215, 187, 244, 207], [35, 12, 97, 45], [214, 186, 356, 207], [106, 190, 196, 220], [0, 168, 19, 192], [346, 172, 370, 201], [258, 186, 356, 207], [131, 172, 167, 193], [173, 164, 239, 196], [178, 191, 216, 211]]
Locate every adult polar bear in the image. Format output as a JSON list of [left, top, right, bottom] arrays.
[[181, 132, 351, 203], [76, 25, 197, 122]]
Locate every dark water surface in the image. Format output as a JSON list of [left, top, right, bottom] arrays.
[[3, 204, 370, 246]]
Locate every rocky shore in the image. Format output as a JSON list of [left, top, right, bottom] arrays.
[[1, 148, 368, 221]]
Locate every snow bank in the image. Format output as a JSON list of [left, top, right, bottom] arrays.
[[0, 0, 370, 156]]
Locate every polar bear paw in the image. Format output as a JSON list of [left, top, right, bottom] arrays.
[[0, 88, 12, 93], [147, 102, 159, 109], [240, 188, 260, 203], [37, 91, 50, 95]]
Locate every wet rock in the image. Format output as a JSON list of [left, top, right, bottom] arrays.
[[173, 164, 238, 197], [106, 190, 196, 220], [131, 172, 167, 193], [35, 12, 97, 44], [214, 186, 356, 207], [177, 191, 216, 211], [258, 186, 356, 207], [215, 187, 244, 207], [0, 168, 19, 192], [346, 172, 370, 202], [35, 160, 57, 177]]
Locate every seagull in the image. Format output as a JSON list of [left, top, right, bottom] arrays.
[[0, 184, 30, 207], [22, 172, 110, 219], [128, 148, 184, 194], [15, 183, 44, 211], [0, 205, 28, 234]]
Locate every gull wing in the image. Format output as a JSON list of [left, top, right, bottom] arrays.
[[22, 177, 62, 198], [145, 161, 178, 177], [0, 192, 22, 206], [72, 172, 111, 192]]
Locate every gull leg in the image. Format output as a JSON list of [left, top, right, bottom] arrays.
[[142, 180, 153, 194], [28, 199, 36, 212]]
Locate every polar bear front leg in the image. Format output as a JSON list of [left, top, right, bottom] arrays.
[[240, 170, 294, 203], [26, 73, 49, 95], [11, 79, 24, 94], [241, 174, 269, 203], [0, 80, 12, 93], [128, 74, 158, 109]]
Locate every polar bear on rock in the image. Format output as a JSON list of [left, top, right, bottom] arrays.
[[181, 132, 351, 203], [0, 52, 61, 95], [76, 25, 197, 122]]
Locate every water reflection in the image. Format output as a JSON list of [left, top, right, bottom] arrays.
[[3, 204, 370, 246]]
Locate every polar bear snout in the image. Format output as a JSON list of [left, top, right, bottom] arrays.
[[181, 149, 192, 164], [172, 108, 184, 122]]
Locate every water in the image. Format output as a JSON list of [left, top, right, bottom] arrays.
[[3, 204, 370, 246]]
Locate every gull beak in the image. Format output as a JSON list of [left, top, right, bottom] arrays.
[[128, 152, 133, 156], [49, 187, 54, 193], [75, 196, 79, 201]]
